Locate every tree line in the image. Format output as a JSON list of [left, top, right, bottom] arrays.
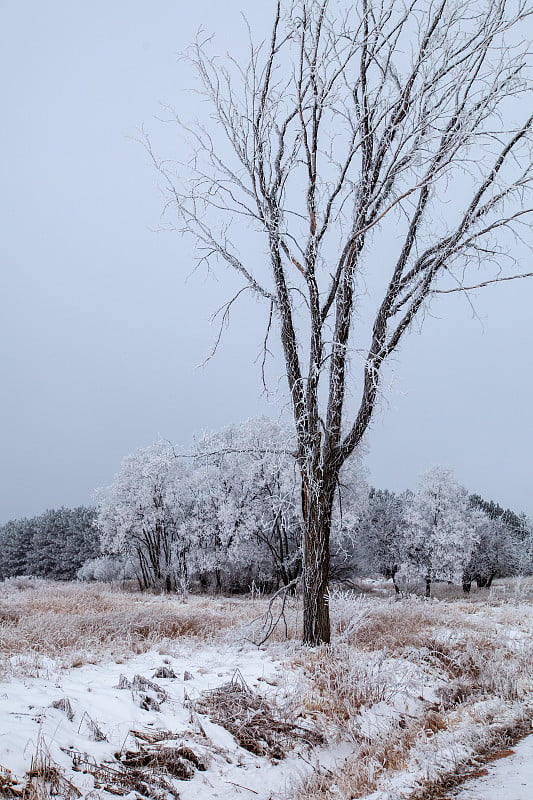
[[1, 418, 530, 595], [0, 506, 100, 581]]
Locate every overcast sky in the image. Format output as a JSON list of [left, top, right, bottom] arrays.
[[1, 0, 532, 524]]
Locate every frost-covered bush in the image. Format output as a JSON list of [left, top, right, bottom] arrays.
[[77, 556, 133, 583]]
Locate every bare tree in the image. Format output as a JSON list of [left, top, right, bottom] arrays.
[[147, 0, 533, 644]]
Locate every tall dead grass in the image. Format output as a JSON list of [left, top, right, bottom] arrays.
[[0, 579, 266, 676], [293, 645, 398, 729], [293, 587, 533, 799]]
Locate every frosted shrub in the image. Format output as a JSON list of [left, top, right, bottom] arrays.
[[328, 590, 370, 643], [77, 556, 133, 583]]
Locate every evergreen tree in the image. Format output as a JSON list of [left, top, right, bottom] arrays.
[[0, 517, 35, 578], [0, 507, 100, 581]]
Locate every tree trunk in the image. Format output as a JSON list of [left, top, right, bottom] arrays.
[[391, 565, 401, 595], [425, 575, 431, 598], [301, 476, 335, 646]]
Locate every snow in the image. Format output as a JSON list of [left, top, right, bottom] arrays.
[[452, 734, 533, 800], [0, 641, 319, 800], [1, 584, 532, 800]]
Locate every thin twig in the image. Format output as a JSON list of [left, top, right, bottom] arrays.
[[432, 271, 533, 293]]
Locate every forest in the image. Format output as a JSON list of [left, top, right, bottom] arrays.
[[1, 417, 531, 597]]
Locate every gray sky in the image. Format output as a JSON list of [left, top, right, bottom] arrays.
[[1, 0, 532, 524]]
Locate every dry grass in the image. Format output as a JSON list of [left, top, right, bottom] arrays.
[[8, 739, 83, 800], [329, 587, 533, 652], [293, 645, 397, 728], [1, 577, 532, 799], [69, 731, 211, 798], [0, 765, 21, 798], [0, 579, 278, 677], [2, 712, 212, 800], [2, 577, 529, 673], [296, 716, 432, 799], [194, 670, 323, 758], [332, 594, 440, 652], [292, 586, 533, 799]]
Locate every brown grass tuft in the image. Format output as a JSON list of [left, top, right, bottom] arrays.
[[194, 670, 323, 758], [0, 765, 22, 798], [24, 742, 81, 800], [70, 749, 181, 800], [293, 645, 394, 727]]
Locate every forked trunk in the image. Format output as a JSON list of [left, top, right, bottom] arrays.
[[301, 476, 335, 645]]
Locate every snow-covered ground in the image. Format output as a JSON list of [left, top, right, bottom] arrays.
[[447, 734, 533, 800], [0, 579, 532, 800], [0, 641, 318, 800]]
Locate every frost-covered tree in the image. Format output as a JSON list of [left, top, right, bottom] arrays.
[[186, 417, 367, 590], [0, 517, 35, 579], [187, 417, 302, 591], [465, 494, 531, 585], [96, 419, 304, 592], [148, 0, 533, 642], [470, 495, 528, 536], [520, 519, 533, 576], [349, 489, 408, 589], [403, 466, 480, 596], [463, 514, 517, 590], [96, 443, 194, 592]]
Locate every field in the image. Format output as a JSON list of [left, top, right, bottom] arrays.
[[0, 578, 532, 800]]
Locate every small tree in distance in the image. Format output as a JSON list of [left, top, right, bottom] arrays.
[[403, 466, 480, 597], [96, 443, 194, 593], [147, 0, 533, 643]]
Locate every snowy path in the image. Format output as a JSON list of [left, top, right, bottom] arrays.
[[450, 734, 533, 800]]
